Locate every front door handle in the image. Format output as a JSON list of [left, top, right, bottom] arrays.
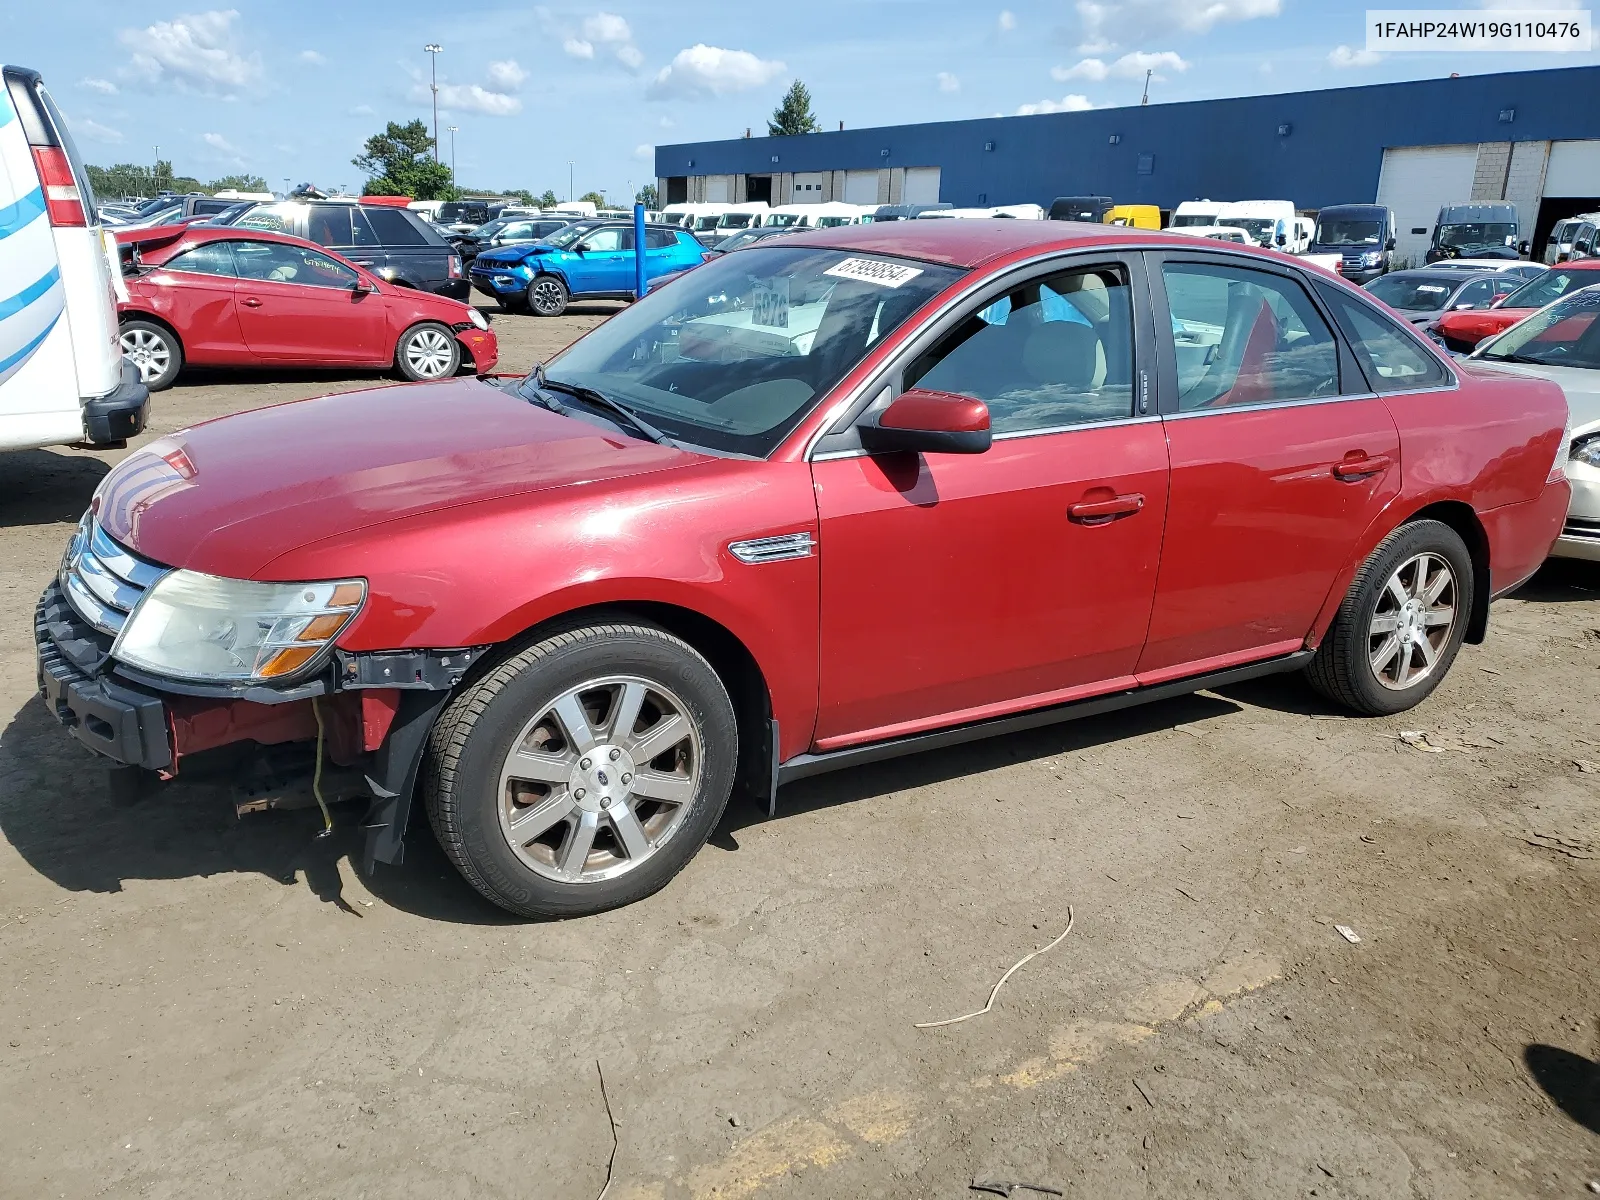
[[1068, 493, 1145, 524], [241, 297, 263, 308], [1333, 453, 1392, 479]]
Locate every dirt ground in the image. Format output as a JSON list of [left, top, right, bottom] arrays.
[[2, 299, 1598, 1200]]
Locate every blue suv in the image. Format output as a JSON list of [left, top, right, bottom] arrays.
[[470, 221, 707, 316]]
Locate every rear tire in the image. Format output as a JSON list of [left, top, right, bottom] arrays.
[[424, 623, 738, 918], [1307, 519, 1474, 716], [120, 320, 182, 392], [527, 275, 569, 317], [395, 322, 462, 382]]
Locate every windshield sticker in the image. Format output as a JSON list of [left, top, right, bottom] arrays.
[[1416, 285, 1449, 294], [824, 258, 924, 288], [752, 277, 790, 328]]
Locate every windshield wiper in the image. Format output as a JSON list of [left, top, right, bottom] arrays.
[[540, 378, 675, 447]]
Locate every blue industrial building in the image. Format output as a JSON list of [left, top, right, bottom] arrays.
[[655, 65, 1600, 262]]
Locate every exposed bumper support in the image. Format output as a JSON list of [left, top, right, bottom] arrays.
[[79, 358, 150, 448]]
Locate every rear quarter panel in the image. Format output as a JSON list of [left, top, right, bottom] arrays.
[[261, 457, 823, 760]]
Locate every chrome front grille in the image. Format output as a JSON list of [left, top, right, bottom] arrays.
[[59, 516, 168, 637]]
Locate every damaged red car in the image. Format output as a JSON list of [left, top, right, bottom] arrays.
[[38, 221, 1570, 918]]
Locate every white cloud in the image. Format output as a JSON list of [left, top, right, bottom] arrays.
[[1054, 49, 1188, 81], [563, 38, 595, 59], [558, 12, 644, 69], [1016, 93, 1095, 115], [634, 143, 654, 160], [298, 49, 326, 65], [487, 59, 527, 89], [1328, 44, 1382, 67], [999, 10, 1017, 30], [646, 45, 786, 100], [1076, 0, 1279, 44], [350, 103, 375, 116], [118, 10, 263, 95], [79, 77, 118, 95], [659, 115, 676, 128], [202, 131, 239, 152], [616, 43, 645, 69], [583, 12, 631, 43], [1077, 37, 1115, 53], [412, 81, 524, 116], [69, 115, 124, 143], [937, 71, 961, 93]]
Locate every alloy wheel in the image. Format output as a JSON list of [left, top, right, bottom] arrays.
[[1368, 552, 1457, 690], [530, 279, 566, 315], [404, 328, 456, 378], [497, 675, 701, 883], [121, 328, 171, 384]]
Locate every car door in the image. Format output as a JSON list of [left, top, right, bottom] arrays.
[[231, 240, 390, 364], [1137, 252, 1402, 680], [811, 254, 1171, 747], [572, 227, 631, 294], [145, 241, 252, 363]]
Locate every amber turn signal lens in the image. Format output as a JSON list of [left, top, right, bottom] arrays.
[[258, 645, 322, 678], [330, 583, 365, 608], [299, 613, 349, 641]]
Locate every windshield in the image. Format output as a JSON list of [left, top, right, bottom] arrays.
[[544, 223, 595, 247], [1218, 217, 1275, 238], [1366, 273, 1463, 312], [693, 215, 722, 231], [437, 203, 481, 222], [1169, 213, 1216, 228], [718, 214, 755, 229], [766, 213, 800, 226], [1501, 268, 1595, 310], [535, 246, 963, 455], [1478, 285, 1600, 369], [1436, 222, 1515, 252], [815, 216, 852, 227], [1313, 218, 1383, 247], [471, 218, 511, 238]]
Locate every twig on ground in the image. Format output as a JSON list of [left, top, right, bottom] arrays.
[[595, 1060, 619, 1200], [915, 908, 1075, 1029], [1132, 1078, 1155, 1107]]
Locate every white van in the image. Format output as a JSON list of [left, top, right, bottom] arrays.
[[711, 202, 770, 239], [0, 65, 147, 453], [1216, 200, 1304, 252], [763, 202, 868, 229], [1169, 199, 1223, 229]]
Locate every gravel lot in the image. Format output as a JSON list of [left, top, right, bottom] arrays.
[[2, 300, 1598, 1200]]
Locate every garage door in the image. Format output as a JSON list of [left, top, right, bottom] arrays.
[[844, 170, 879, 206], [1544, 140, 1600, 196], [792, 171, 826, 203], [705, 177, 730, 204], [1376, 145, 1479, 266], [903, 167, 941, 205]]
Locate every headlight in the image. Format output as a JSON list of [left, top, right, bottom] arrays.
[[1362, 251, 1383, 266], [113, 571, 365, 684], [468, 307, 489, 330], [1573, 434, 1600, 469]]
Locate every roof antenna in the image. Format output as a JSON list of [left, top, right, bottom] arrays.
[[1140, 69, 1152, 105]]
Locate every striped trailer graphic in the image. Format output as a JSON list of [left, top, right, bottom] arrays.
[[0, 88, 66, 387]]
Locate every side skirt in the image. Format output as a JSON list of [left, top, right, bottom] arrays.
[[774, 651, 1313, 790]]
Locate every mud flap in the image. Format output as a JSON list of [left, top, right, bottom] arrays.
[[360, 691, 450, 873]]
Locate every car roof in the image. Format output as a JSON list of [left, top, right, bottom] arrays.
[[773, 219, 1309, 270]]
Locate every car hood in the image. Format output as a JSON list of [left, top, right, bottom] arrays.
[[92, 377, 706, 579], [1465, 359, 1600, 434], [476, 243, 557, 265]]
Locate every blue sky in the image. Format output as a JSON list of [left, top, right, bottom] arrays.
[[4, 1, 1595, 201]]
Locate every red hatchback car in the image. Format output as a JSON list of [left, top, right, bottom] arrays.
[[1432, 259, 1600, 352], [39, 222, 1569, 918], [114, 225, 498, 390]]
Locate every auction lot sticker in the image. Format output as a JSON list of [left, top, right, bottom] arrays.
[[824, 258, 925, 288], [1367, 9, 1592, 51]]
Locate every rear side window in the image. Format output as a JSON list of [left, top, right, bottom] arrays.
[[362, 207, 429, 246], [349, 208, 383, 247], [163, 242, 237, 277], [1317, 284, 1450, 393], [645, 228, 677, 249]]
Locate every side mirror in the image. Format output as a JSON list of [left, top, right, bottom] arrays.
[[351, 277, 374, 296], [1519, 240, 1531, 255], [1386, 237, 1396, 251], [858, 388, 992, 455], [1275, 233, 1287, 246]]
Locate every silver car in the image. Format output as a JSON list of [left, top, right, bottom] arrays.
[[1472, 284, 1600, 560]]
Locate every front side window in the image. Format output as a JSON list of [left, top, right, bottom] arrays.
[[582, 228, 630, 252], [1452, 278, 1496, 310], [162, 241, 237, 277], [1318, 284, 1449, 392], [1574, 224, 1598, 255], [905, 265, 1135, 434], [539, 246, 962, 455], [1478, 285, 1600, 370], [1164, 261, 1340, 410], [233, 241, 358, 289]]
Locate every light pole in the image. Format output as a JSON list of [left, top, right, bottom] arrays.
[[447, 125, 458, 188], [424, 44, 443, 162], [568, 160, 574, 202]]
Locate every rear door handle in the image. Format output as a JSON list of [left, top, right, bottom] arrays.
[[241, 297, 263, 308], [1068, 493, 1145, 523], [1333, 454, 1392, 479]]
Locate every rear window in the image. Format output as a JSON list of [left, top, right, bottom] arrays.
[[363, 206, 431, 246]]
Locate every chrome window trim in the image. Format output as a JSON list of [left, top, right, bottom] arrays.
[[1163, 391, 1382, 421]]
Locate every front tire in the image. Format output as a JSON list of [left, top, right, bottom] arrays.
[[1307, 519, 1474, 716], [120, 320, 182, 391], [424, 623, 738, 918], [527, 275, 569, 317], [395, 322, 462, 382]]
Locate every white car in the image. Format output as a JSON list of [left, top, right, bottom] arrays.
[[0, 64, 147, 453], [1425, 259, 1547, 282], [1470, 284, 1600, 561], [1171, 224, 1250, 244]]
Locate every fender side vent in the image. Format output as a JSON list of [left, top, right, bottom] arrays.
[[729, 532, 816, 564]]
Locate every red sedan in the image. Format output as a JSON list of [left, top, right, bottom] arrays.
[[113, 225, 497, 390], [1432, 259, 1600, 352], [40, 221, 1569, 918]]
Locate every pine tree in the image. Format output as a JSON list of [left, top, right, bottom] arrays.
[[768, 81, 820, 137]]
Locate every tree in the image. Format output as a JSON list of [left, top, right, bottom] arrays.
[[768, 81, 820, 137], [579, 190, 606, 207], [635, 183, 659, 209], [537, 189, 559, 209], [352, 119, 455, 201], [208, 173, 268, 192]]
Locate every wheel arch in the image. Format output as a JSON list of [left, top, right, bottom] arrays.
[[1403, 499, 1491, 644], [118, 309, 184, 352], [394, 318, 462, 372]]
